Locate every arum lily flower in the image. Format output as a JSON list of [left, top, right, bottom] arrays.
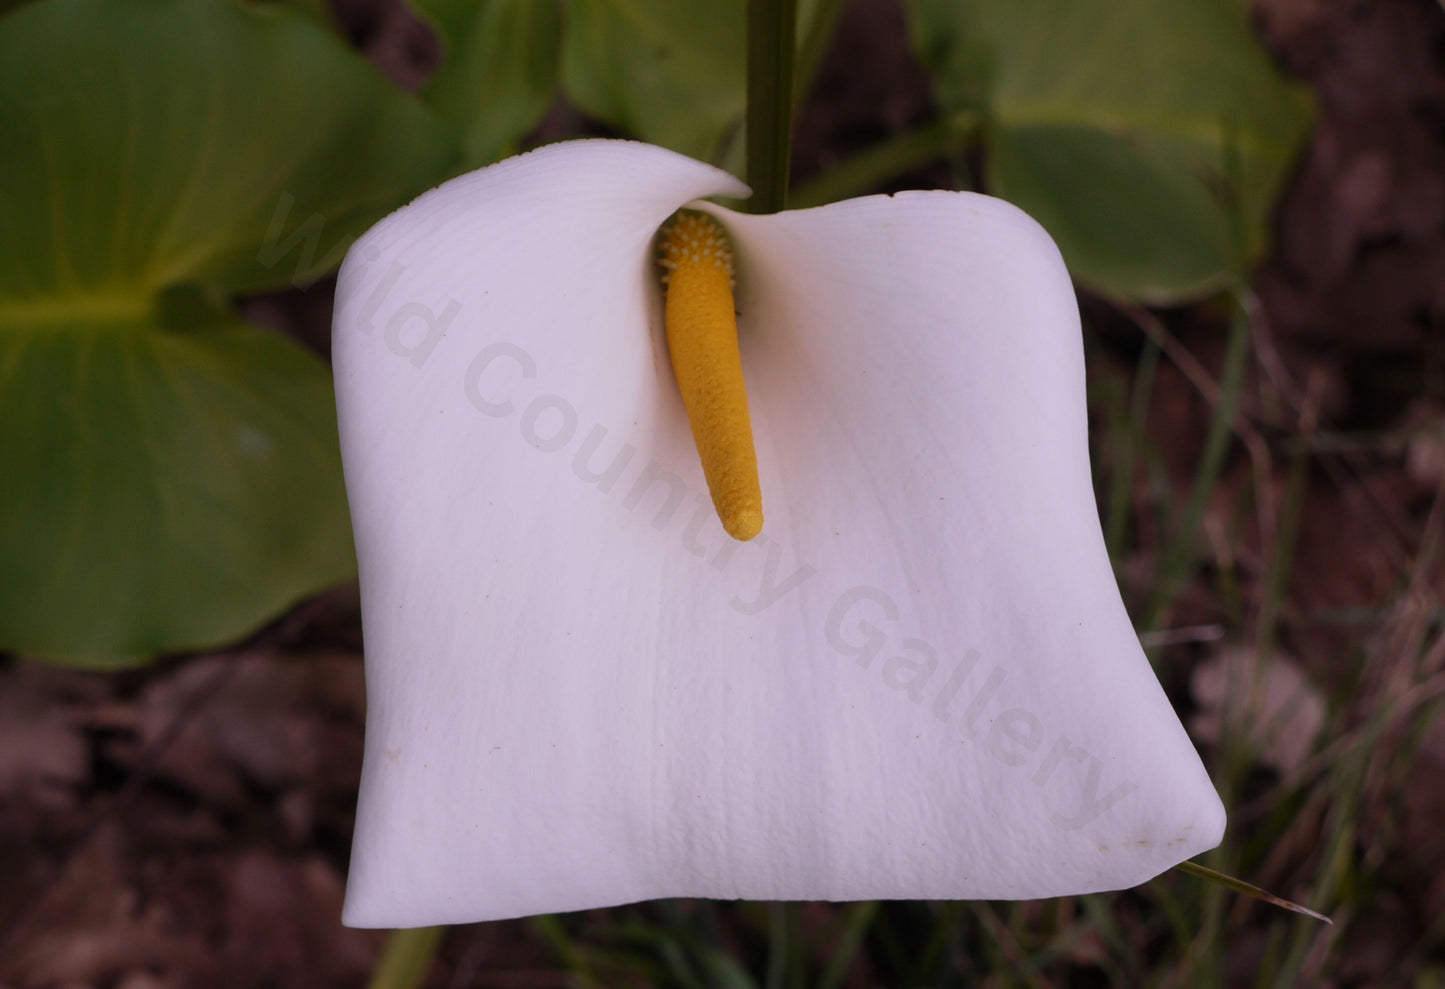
[[333, 139, 1224, 927]]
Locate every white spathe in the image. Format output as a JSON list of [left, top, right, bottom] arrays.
[[333, 139, 1224, 928]]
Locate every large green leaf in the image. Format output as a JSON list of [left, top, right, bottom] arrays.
[[0, 0, 459, 666], [560, 0, 746, 162], [0, 321, 356, 665], [412, 0, 562, 168], [0, 0, 458, 300], [907, 0, 1313, 301]]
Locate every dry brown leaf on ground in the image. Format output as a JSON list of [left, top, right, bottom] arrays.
[[0, 826, 205, 988], [0, 664, 98, 802], [110, 652, 364, 814]]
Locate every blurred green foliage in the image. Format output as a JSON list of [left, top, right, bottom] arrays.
[[0, 0, 1312, 667], [0, 0, 458, 665], [561, 0, 746, 162], [905, 0, 1314, 300], [414, 0, 562, 167], [558, 0, 1312, 298], [556, 0, 837, 170]]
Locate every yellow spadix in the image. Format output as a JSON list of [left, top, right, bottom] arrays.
[[657, 211, 763, 542]]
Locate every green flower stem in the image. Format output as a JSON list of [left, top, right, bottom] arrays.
[[789, 112, 982, 209], [746, 0, 798, 214], [367, 926, 445, 989]]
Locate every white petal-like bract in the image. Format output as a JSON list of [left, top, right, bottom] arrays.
[[333, 139, 1224, 928]]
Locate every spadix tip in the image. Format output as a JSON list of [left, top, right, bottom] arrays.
[[724, 507, 764, 542]]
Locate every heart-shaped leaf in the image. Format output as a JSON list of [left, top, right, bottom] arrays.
[[0, 319, 355, 665], [0, 0, 459, 665], [906, 0, 1313, 301]]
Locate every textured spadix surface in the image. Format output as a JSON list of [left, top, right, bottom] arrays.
[[333, 139, 1225, 927]]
